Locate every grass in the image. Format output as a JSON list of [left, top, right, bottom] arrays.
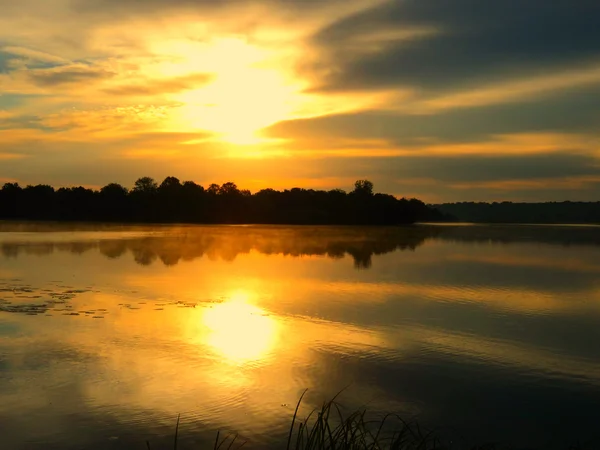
[[148, 389, 591, 450], [283, 389, 441, 450]]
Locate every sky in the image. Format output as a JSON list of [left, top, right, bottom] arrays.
[[1, 0, 599, 202]]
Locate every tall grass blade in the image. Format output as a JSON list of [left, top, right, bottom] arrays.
[[173, 413, 180, 450], [288, 389, 309, 450], [227, 434, 238, 450], [214, 430, 221, 450]]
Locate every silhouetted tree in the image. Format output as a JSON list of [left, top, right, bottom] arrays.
[[56, 186, 96, 220], [159, 176, 181, 191], [207, 183, 220, 195], [180, 181, 206, 222], [353, 179, 374, 196], [0, 177, 447, 225], [132, 177, 158, 194], [158, 177, 184, 221], [101, 183, 128, 197], [23, 185, 55, 219], [218, 182, 240, 196], [130, 177, 159, 222], [99, 183, 129, 221], [0, 183, 23, 218]]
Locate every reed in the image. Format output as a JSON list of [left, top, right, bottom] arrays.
[[152, 390, 589, 450]]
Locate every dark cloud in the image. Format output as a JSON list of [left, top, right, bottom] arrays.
[[308, 152, 600, 184], [0, 49, 65, 73], [102, 73, 214, 96], [0, 93, 43, 109], [0, 114, 54, 131], [0, 52, 12, 73], [266, 84, 600, 145], [309, 0, 600, 92], [27, 65, 114, 87], [394, 183, 600, 203], [301, 152, 600, 201]]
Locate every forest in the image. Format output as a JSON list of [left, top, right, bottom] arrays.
[[0, 177, 447, 225], [435, 201, 600, 224]]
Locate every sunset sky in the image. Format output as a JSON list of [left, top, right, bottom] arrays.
[[1, 0, 599, 202]]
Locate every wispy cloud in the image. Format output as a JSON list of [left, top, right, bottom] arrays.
[[1, 46, 68, 65], [101, 72, 214, 96], [26, 64, 114, 87]]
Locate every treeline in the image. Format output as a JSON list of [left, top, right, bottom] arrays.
[[0, 177, 447, 225], [434, 201, 600, 224]]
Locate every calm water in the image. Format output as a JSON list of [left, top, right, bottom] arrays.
[[1, 223, 600, 449]]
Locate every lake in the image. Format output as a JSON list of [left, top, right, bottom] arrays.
[[1, 223, 600, 449]]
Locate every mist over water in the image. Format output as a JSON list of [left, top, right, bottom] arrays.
[[1, 223, 600, 449]]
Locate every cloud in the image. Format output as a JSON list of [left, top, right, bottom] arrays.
[[0, 113, 52, 131], [102, 72, 214, 96], [35, 105, 178, 137], [2, 125, 600, 201], [309, 0, 600, 93], [1, 46, 67, 65], [26, 64, 114, 87], [0, 94, 43, 110], [447, 176, 600, 192], [307, 151, 600, 185], [0, 52, 13, 73], [413, 65, 600, 113], [266, 84, 600, 147]]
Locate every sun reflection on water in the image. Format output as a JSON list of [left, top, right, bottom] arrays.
[[202, 290, 279, 364]]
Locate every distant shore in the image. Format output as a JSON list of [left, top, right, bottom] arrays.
[[432, 201, 600, 224]]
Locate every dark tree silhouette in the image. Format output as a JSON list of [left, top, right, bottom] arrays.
[[0, 183, 22, 218], [101, 183, 128, 197], [0, 177, 445, 225], [353, 179, 374, 196], [23, 184, 55, 220], [99, 183, 129, 221], [130, 177, 159, 222], [133, 177, 158, 193]]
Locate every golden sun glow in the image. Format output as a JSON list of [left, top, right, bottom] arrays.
[[202, 290, 279, 363], [156, 37, 304, 145]]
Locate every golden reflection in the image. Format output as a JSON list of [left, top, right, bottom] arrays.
[[202, 290, 278, 363]]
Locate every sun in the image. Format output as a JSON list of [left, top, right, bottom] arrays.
[[158, 37, 303, 144], [201, 290, 279, 363]]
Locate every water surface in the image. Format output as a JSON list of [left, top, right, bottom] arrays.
[[1, 223, 600, 449]]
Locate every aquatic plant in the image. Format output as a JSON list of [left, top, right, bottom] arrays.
[[148, 390, 502, 450], [147, 389, 593, 450]]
